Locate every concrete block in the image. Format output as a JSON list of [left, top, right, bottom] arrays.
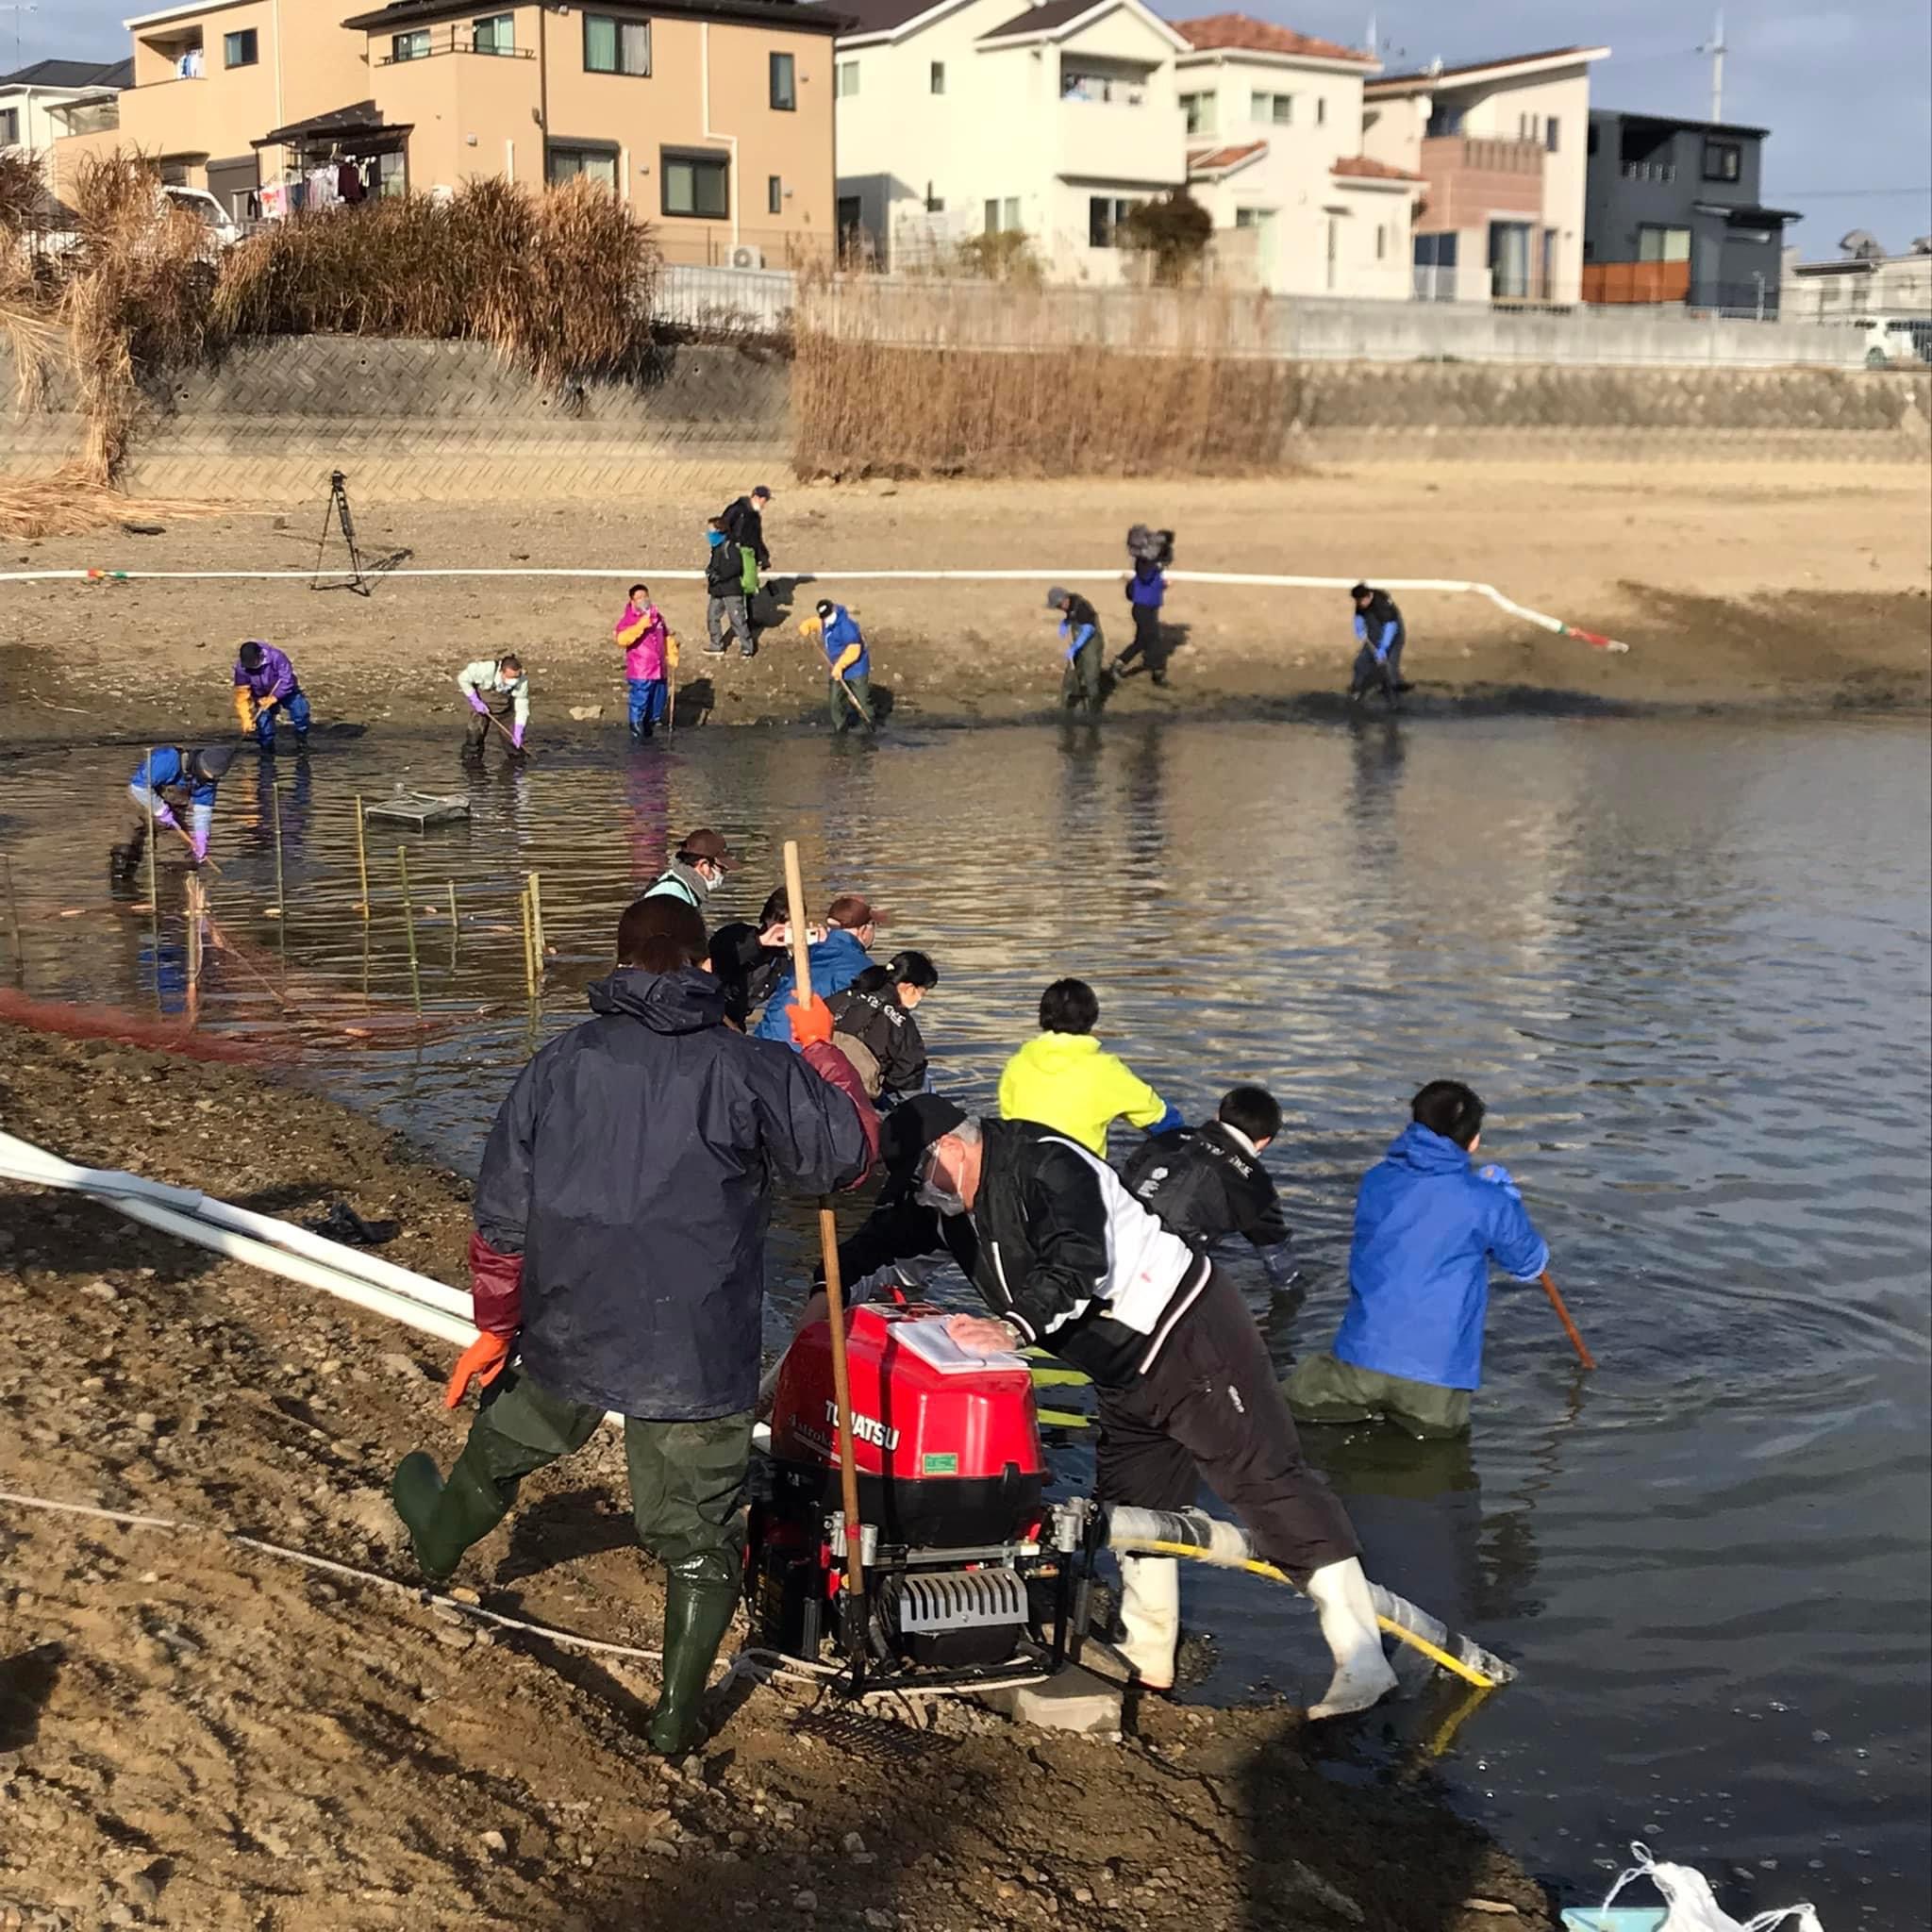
[[979, 1665, 1122, 1737]]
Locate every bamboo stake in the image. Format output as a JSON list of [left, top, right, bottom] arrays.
[[782, 839, 868, 1680], [270, 779, 285, 918], [527, 871, 545, 967], [519, 882, 538, 1005], [3, 856, 22, 986], [446, 881, 459, 939], [353, 796, 370, 917], [184, 873, 204, 1027], [396, 847, 422, 1018], [1539, 1269, 1597, 1372]]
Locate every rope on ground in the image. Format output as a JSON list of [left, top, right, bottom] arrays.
[[0, 564, 1630, 651]]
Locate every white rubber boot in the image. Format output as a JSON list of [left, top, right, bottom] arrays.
[[1305, 1557, 1398, 1720], [1116, 1555, 1180, 1691]]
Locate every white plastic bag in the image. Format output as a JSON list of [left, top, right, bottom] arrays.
[[1595, 1842, 1824, 1932]]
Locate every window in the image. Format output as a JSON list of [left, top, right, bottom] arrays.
[[1063, 67, 1143, 104], [224, 27, 258, 67], [662, 149, 729, 219], [768, 174, 783, 215], [1544, 115, 1559, 153], [0, 109, 17, 147], [1250, 90, 1292, 125], [983, 195, 1020, 233], [1413, 231, 1457, 300], [1638, 224, 1691, 262], [835, 59, 858, 97], [1702, 139, 1740, 182], [376, 150, 408, 198], [584, 14, 651, 75], [472, 13, 514, 55], [984, 197, 999, 234], [930, 60, 945, 93], [392, 27, 430, 60], [1180, 90, 1215, 137], [548, 145, 618, 189], [1088, 194, 1137, 247], [1434, 102, 1465, 137], [770, 52, 796, 110]]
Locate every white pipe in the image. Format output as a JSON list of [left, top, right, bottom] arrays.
[[0, 568, 1629, 648]]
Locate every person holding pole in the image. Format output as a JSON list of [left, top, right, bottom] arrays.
[[1286, 1080, 1559, 1440], [615, 585, 671, 742], [391, 892, 876, 1756], [232, 641, 312, 752], [457, 654, 529, 760], [109, 744, 237, 879], [798, 599, 874, 733]]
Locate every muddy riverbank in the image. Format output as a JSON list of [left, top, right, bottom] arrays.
[[0, 1023, 1552, 1932], [0, 464, 1927, 749]]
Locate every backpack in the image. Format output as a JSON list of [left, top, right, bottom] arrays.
[[832, 1029, 884, 1100]]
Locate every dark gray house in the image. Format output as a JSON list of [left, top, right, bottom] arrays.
[[1582, 109, 1798, 315]]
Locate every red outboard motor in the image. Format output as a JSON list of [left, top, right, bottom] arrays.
[[752, 1304, 1071, 1679]]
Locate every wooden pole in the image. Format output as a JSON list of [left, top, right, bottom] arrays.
[[519, 882, 538, 1004], [782, 840, 868, 1673], [396, 847, 422, 1018], [270, 778, 285, 918], [527, 871, 545, 967], [666, 647, 677, 739], [1539, 1269, 1597, 1372], [3, 855, 22, 986], [184, 872, 204, 1027], [143, 751, 158, 910], [446, 880, 458, 939], [353, 796, 370, 918]]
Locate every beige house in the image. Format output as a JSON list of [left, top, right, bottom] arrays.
[[1173, 15, 1417, 299], [53, 0, 839, 267], [1361, 44, 1607, 304], [0, 58, 134, 187]]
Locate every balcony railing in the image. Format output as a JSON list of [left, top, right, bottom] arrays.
[[1422, 135, 1542, 175], [380, 29, 534, 65], [1619, 159, 1676, 183]]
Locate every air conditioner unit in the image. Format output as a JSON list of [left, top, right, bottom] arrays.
[[730, 244, 766, 270]]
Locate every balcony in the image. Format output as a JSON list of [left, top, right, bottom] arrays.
[[1619, 158, 1676, 184], [1056, 92, 1183, 189], [1416, 133, 1541, 231], [379, 27, 534, 64]]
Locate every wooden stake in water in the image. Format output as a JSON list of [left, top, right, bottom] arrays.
[[353, 795, 370, 918], [144, 752, 160, 1008], [270, 779, 286, 918], [527, 871, 546, 968], [519, 882, 539, 1004], [184, 872, 205, 1026], [3, 855, 22, 986], [447, 881, 459, 937], [396, 846, 422, 1018]]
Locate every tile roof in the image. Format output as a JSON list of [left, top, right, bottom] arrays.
[[1171, 14, 1374, 61], [0, 57, 134, 92], [1330, 153, 1422, 181], [1187, 139, 1267, 175], [980, 0, 1106, 41], [824, 0, 944, 36]]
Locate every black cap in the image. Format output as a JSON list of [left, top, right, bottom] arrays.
[[879, 1093, 968, 1198], [752, 485, 773, 500], [1350, 582, 1373, 601], [814, 598, 836, 619]]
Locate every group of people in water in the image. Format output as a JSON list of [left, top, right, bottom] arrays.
[[385, 824, 1549, 1754]]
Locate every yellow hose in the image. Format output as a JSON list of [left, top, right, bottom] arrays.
[[1124, 1538, 1497, 1691]]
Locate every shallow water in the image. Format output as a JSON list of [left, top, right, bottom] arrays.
[[3, 713, 1928, 1919]]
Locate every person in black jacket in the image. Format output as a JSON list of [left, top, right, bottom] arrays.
[[1348, 583, 1408, 706], [704, 519, 754, 658], [391, 894, 875, 1756], [708, 886, 808, 1031], [1121, 1085, 1289, 1273], [835, 1104, 1397, 1719], [828, 949, 939, 1101], [720, 485, 773, 571], [1046, 586, 1105, 713]]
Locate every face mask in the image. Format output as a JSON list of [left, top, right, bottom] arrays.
[[915, 1145, 967, 1217]]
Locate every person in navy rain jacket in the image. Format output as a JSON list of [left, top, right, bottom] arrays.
[[752, 892, 876, 1042], [110, 743, 237, 877], [1287, 1079, 1549, 1438], [233, 641, 311, 751], [1113, 557, 1170, 686], [1347, 584, 1407, 707]]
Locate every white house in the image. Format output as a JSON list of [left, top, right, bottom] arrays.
[[1360, 44, 1608, 304], [1172, 14, 1416, 299], [0, 58, 133, 186], [828, 0, 1191, 282]]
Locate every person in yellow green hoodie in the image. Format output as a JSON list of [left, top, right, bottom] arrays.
[[997, 977, 1182, 1158]]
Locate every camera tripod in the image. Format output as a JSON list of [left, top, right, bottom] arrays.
[[311, 469, 370, 595]]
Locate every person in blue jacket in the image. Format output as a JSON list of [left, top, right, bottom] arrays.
[[1287, 1080, 1549, 1438], [1347, 583, 1408, 707], [109, 744, 238, 878], [808, 599, 874, 733], [1046, 587, 1104, 714], [1112, 556, 1170, 687], [751, 893, 876, 1043]]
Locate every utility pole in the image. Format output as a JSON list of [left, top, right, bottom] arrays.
[[1696, 9, 1726, 124], [0, 5, 38, 70]]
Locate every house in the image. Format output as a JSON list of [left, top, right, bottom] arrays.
[[1782, 239, 1932, 328], [51, 0, 841, 267], [1361, 44, 1607, 304], [1583, 110, 1797, 315], [1172, 15, 1414, 299], [828, 0, 1190, 282], [0, 58, 134, 183]]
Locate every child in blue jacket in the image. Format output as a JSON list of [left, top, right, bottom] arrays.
[[1287, 1080, 1549, 1437]]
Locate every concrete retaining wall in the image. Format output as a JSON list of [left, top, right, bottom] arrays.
[[1, 334, 1924, 501]]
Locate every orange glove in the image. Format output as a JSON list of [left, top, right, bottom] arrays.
[[443, 1331, 511, 1409], [233, 688, 256, 734], [788, 992, 835, 1049]]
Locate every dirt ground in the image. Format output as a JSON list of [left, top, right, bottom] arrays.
[[0, 1023, 1552, 1932], [0, 461, 1927, 746]]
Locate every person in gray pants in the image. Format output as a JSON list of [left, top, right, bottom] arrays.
[[704, 518, 755, 659]]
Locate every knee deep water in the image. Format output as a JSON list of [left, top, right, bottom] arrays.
[[2, 711, 1927, 1921]]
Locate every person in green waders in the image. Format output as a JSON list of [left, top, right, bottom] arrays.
[[391, 894, 876, 1755]]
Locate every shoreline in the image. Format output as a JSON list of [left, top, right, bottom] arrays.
[[0, 1021, 1557, 1931]]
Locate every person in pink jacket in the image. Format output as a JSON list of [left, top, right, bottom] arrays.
[[616, 583, 671, 741]]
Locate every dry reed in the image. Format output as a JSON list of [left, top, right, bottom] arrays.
[[0, 476, 225, 539], [212, 177, 658, 388], [792, 277, 1302, 479]]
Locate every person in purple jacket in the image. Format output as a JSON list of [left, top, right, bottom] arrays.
[[232, 641, 311, 752]]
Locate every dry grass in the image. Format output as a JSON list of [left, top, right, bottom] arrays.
[[212, 176, 658, 388], [792, 277, 1302, 478], [0, 476, 226, 539]]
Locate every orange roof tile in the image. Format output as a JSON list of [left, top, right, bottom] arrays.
[[1172, 13, 1375, 61], [1187, 139, 1269, 174], [1331, 153, 1423, 181]]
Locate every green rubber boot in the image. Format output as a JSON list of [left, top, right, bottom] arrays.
[[391, 1448, 508, 1585], [645, 1573, 740, 1757]]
